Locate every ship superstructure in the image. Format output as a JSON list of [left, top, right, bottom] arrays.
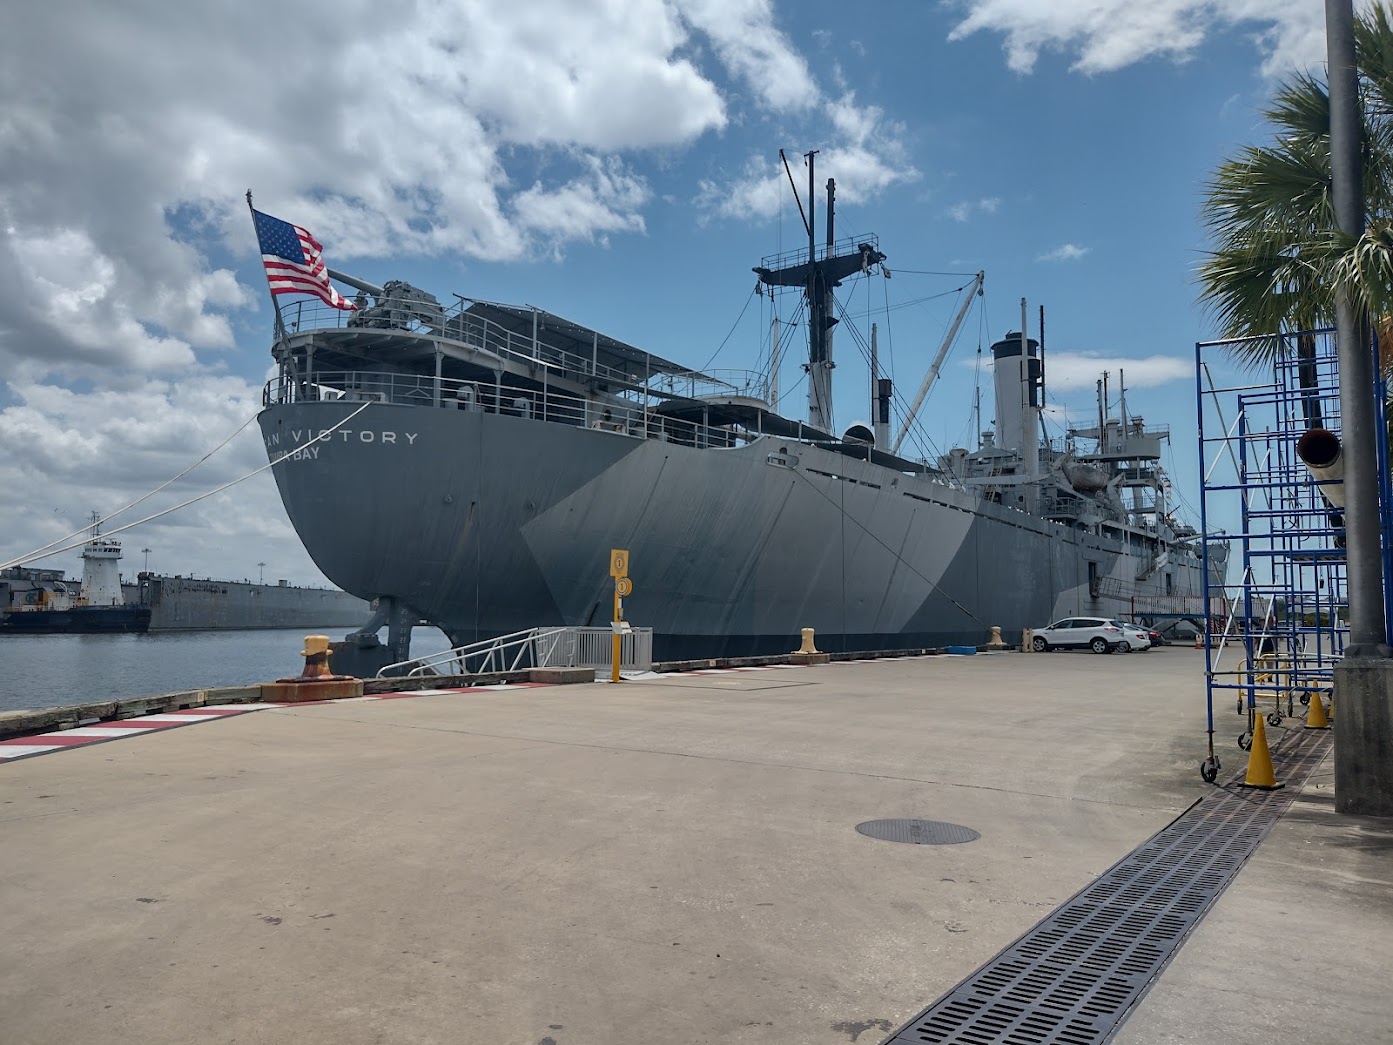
[[255, 162, 1217, 666], [1, 519, 151, 633]]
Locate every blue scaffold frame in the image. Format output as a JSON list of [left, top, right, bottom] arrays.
[[1194, 328, 1392, 781]]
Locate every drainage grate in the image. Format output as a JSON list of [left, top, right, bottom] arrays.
[[884, 729, 1330, 1045], [858, 820, 981, 845]]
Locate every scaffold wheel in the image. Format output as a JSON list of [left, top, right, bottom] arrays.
[[1238, 731, 1253, 751]]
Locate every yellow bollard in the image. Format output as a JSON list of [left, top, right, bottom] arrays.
[[299, 634, 334, 678], [795, 628, 820, 655], [1238, 714, 1284, 790]]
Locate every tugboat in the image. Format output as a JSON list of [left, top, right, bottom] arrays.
[[0, 520, 151, 634]]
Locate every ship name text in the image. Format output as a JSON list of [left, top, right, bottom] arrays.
[[265, 428, 420, 462]]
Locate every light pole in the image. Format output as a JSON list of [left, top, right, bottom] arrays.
[[141, 548, 151, 574], [257, 561, 267, 585], [1327, 0, 1393, 815]]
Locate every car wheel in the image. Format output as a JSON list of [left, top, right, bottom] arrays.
[[1032, 636, 1049, 652], [1118, 641, 1132, 653], [1090, 637, 1109, 654]]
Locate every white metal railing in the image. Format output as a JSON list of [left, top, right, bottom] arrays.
[[375, 625, 653, 678], [568, 627, 654, 673], [277, 296, 767, 404], [376, 626, 572, 678], [264, 370, 754, 450]]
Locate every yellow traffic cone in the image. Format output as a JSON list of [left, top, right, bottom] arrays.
[[1238, 714, 1284, 790], [1305, 691, 1330, 730]]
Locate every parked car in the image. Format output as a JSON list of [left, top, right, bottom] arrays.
[[1111, 619, 1166, 648], [1031, 617, 1129, 653], [1109, 620, 1153, 652]]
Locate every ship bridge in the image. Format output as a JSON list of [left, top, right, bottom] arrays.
[[274, 286, 695, 393]]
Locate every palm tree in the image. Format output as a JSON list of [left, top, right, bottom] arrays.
[[1198, 4, 1393, 423]]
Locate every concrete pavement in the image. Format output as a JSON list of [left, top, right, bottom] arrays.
[[0, 649, 1388, 1044]]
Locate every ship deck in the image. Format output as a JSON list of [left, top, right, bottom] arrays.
[[1, 651, 1388, 1044]]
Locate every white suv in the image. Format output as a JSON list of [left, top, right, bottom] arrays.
[[1032, 617, 1127, 653]]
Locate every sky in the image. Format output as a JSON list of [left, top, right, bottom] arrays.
[[0, 0, 1342, 590]]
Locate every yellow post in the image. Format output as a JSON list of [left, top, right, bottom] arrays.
[[612, 585, 622, 683], [609, 549, 630, 684]]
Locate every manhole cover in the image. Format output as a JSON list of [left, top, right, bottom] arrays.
[[856, 819, 980, 845]]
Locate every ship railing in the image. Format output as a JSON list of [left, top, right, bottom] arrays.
[[278, 297, 644, 388], [649, 369, 770, 402], [376, 624, 653, 678], [264, 370, 756, 449], [758, 231, 880, 273]]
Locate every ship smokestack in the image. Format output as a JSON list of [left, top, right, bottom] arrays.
[[1296, 428, 1345, 508], [989, 330, 1041, 459]]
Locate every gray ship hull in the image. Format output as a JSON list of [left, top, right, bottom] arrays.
[[121, 576, 370, 631], [258, 401, 1207, 658]]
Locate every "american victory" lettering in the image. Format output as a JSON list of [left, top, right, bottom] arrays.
[[264, 429, 419, 462]]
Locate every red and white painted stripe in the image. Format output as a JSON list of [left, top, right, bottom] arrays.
[[0, 705, 272, 763], [0, 683, 552, 764]]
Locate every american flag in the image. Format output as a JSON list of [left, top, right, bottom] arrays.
[[251, 209, 357, 311]]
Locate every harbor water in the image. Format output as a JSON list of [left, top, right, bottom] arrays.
[[0, 627, 454, 713]]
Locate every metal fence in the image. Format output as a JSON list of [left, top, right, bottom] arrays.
[[564, 626, 654, 673]]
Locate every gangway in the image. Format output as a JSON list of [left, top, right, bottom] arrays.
[[376, 625, 653, 678]]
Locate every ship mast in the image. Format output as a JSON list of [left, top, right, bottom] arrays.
[[754, 150, 886, 433]]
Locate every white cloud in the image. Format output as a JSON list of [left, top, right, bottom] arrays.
[[697, 92, 919, 220], [1038, 243, 1090, 262], [973, 350, 1191, 392], [0, 373, 323, 584], [1034, 352, 1193, 391], [948, 197, 1002, 223], [511, 156, 652, 252], [945, 0, 1327, 77], [0, 0, 826, 375], [680, 0, 817, 112]]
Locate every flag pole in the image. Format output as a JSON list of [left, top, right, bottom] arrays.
[[246, 190, 288, 345]]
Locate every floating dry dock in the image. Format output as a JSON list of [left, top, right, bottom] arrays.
[[1, 652, 1389, 1045]]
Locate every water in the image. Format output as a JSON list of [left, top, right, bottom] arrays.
[[0, 628, 455, 713]]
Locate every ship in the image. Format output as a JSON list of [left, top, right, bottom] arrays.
[[0, 524, 151, 633], [256, 156, 1220, 668], [1, 527, 369, 634]]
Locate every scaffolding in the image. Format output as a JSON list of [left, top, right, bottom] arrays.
[[1195, 329, 1392, 781]]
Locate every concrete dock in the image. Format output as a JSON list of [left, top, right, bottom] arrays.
[[2, 650, 1389, 1044]]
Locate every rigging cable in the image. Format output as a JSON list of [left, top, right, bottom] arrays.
[[1, 400, 376, 570], [700, 286, 757, 372], [15, 409, 262, 565]]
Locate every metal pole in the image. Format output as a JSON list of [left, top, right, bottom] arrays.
[[1327, 0, 1389, 656], [770, 315, 780, 408]]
